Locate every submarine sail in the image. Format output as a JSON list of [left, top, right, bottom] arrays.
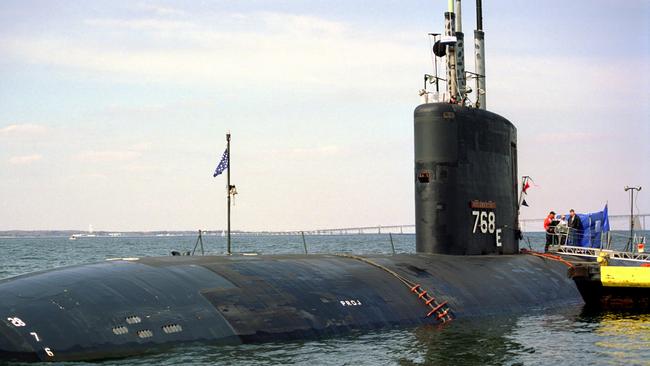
[[416, 0, 517, 255], [415, 104, 518, 255]]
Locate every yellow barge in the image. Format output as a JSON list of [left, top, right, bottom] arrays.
[[600, 265, 650, 288], [569, 252, 650, 310]]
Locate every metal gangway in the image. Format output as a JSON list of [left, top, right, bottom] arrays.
[[553, 245, 650, 264]]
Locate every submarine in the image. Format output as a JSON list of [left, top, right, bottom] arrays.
[[0, 1, 583, 362]]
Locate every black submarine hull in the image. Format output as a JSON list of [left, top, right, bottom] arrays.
[[0, 253, 582, 362]]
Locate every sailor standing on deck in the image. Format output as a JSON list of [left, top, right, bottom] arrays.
[[544, 211, 556, 252], [568, 209, 583, 245], [557, 215, 569, 245]]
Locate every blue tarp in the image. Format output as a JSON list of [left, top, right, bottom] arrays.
[[573, 204, 610, 248]]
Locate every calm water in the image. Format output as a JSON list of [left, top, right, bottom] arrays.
[[1, 233, 648, 365]]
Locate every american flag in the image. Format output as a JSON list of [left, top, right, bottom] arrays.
[[213, 149, 229, 177]]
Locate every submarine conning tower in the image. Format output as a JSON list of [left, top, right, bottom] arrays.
[[415, 0, 519, 255], [414, 104, 518, 255]]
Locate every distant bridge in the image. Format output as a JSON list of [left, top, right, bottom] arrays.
[[235, 213, 648, 236], [247, 224, 416, 236]]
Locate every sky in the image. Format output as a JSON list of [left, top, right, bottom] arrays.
[[1, 0, 648, 231]]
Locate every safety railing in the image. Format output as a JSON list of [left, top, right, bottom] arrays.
[[553, 245, 650, 263]]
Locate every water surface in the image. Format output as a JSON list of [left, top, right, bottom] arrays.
[[1, 233, 648, 365]]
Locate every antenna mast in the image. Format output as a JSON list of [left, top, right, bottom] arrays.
[[421, 0, 484, 107], [624, 186, 642, 251], [444, 2, 459, 101], [454, 0, 467, 102], [474, 0, 486, 109]]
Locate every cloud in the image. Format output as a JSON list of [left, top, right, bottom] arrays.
[[530, 132, 606, 144], [262, 145, 344, 160], [289, 145, 342, 157], [0, 124, 47, 137], [135, 4, 186, 17], [0, 12, 420, 90], [85, 11, 345, 35], [259, 12, 346, 35], [486, 54, 644, 111], [8, 154, 43, 165], [83, 18, 195, 31], [75, 150, 140, 162], [5, 9, 642, 108], [129, 142, 153, 151]]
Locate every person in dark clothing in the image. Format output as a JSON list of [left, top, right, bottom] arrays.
[[544, 211, 556, 252], [550, 215, 560, 245], [567, 209, 583, 245]]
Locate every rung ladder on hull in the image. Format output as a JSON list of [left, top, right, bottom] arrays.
[[410, 284, 452, 322], [334, 253, 453, 324]]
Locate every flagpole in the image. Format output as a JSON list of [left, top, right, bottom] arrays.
[[516, 176, 528, 236], [517, 176, 527, 208], [226, 132, 231, 255]]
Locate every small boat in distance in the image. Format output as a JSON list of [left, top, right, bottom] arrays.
[[68, 224, 96, 240]]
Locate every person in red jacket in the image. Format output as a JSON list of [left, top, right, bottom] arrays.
[[544, 211, 556, 252]]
